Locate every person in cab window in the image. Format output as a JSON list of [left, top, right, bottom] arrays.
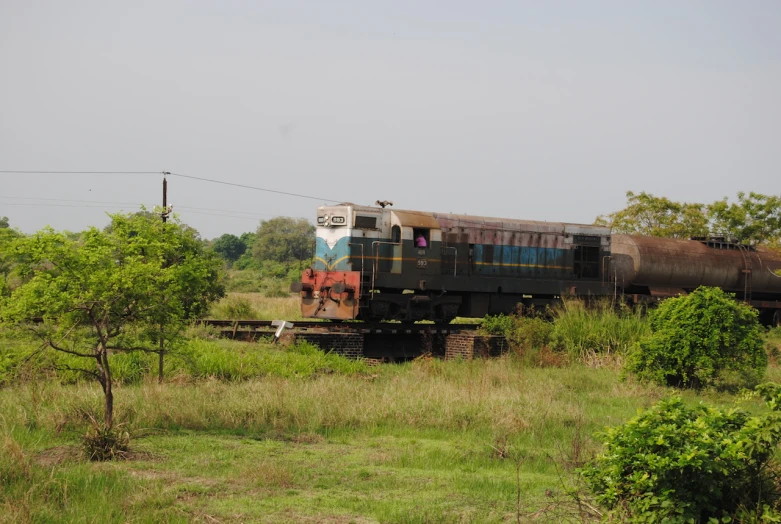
[[415, 233, 427, 248]]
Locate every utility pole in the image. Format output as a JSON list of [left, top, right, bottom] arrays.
[[162, 171, 170, 223], [158, 171, 171, 382]]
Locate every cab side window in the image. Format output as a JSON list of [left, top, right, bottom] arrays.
[[413, 229, 429, 248]]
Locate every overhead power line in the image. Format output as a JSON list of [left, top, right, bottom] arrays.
[[0, 170, 161, 174], [1, 195, 142, 206], [0, 170, 342, 203], [167, 172, 339, 203]]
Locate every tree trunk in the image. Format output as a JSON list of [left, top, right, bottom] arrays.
[[98, 347, 114, 430], [104, 377, 114, 430], [158, 330, 164, 383]]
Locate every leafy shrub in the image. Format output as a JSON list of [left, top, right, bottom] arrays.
[[233, 252, 261, 271], [481, 313, 563, 366], [581, 385, 781, 522], [480, 314, 515, 337], [626, 286, 766, 389]]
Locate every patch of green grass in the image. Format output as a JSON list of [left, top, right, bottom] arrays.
[[174, 339, 369, 380], [0, 331, 365, 386], [208, 292, 302, 321]]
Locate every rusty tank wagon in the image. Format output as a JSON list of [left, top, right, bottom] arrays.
[[611, 235, 781, 325], [291, 204, 781, 326]]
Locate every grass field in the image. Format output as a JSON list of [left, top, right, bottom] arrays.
[[3, 345, 780, 523], [2, 294, 780, 523]]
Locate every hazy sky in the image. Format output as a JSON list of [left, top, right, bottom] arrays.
[[1, 1, 779, 239]]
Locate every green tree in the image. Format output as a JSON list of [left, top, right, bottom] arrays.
[[597, 191, 781, 246], [212, 233, 247, 263], [240, 231, 257, 248], [252, 217, 314, 264], [595, 191, 709, 238], [0, 213, 224, 432], [0, 227, 21, 297], [707, 191, 781, 245], [626, 286, 765, 389], [0, 216, 9, 228]]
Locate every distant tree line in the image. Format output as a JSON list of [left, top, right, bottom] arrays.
[[209, 217, 315, 279]]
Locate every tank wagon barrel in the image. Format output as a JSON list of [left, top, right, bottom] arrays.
[[611, 235, 781, 298]]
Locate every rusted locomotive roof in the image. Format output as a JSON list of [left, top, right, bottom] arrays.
[[322, 204, 610, 235], [430, 210, 610, 236], [349, 206, 606, 234]]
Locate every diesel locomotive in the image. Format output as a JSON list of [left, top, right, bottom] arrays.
[[291, 203, 781, 326]]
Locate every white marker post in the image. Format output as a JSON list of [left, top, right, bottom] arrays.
[[271, 320, 294, 344]]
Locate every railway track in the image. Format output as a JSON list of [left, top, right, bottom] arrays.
[[27, 318, 491, 359], [197, 319, 492, 360], [29, 317, 482, 334], [197, 319, 482, 335]]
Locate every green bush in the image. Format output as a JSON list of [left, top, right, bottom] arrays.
[[626, 286, 766, 389], [480, 314, 515, 337], [233, 253, 260, 271], [582, 385, 781, 522]]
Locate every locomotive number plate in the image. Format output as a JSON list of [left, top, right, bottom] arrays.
[[417, 259, 428, 268]]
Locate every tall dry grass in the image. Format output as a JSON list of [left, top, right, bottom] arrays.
[[550, 298, 650, 363], [0, 358, 662, 442], [483, 298, 650, 366]]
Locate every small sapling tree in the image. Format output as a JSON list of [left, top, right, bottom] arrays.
[[626, 286, 765, 389], [0, 213, 224, 440]]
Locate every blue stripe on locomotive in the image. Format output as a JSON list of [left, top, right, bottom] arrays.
[[474, 245, 569, 277]]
